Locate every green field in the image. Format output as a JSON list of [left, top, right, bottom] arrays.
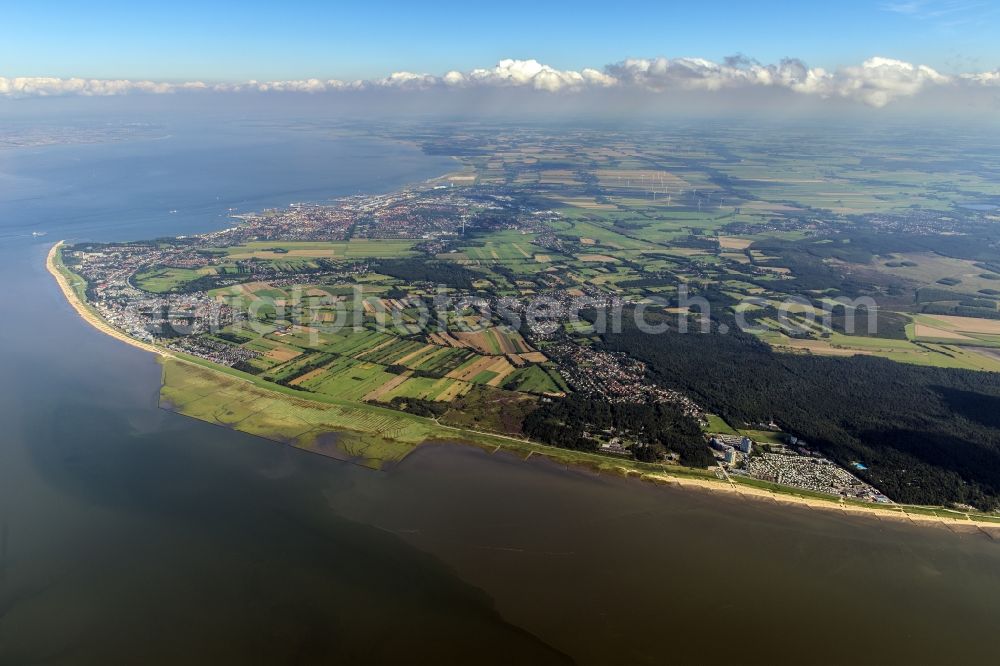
[[503, 364, 566, 394], [160, 357, 430, 468], [703, 413, 738, 435], [754, 323, 1000, 372], [220, 239, 417, 259], [298, 357, 397, 401], [133, 266, 213, 293]]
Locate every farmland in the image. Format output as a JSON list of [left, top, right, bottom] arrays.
[[160, 356, 444, 469], [57, 120, 1000, 512], [219, 239, 418, 260]]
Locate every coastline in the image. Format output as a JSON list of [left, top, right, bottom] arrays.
[[46, 241, 1000, 534], [638, 471, 1000, 535]]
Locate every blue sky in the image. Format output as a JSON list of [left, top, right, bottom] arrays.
[[3, 0, 999, 80]]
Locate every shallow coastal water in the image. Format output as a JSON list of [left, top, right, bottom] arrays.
[[1, 121, 1000, 665]]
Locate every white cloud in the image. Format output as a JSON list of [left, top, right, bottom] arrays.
[[606, 56, 813, 92], [0, 76, 207, 97], [240, 78, 346, 93], [357, 59, 616, 92], [458, 59, 616, 91], [603, 55, 951, 107], [960, 68, 1000, 85], [0, 56, 996, 107], [829, 57, 948, 107], [373, 71, 440, 89]]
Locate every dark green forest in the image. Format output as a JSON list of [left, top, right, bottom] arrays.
[[596, 308, 1000, 509], [523, 396, 713, 467], [372, 258, 479, 290]]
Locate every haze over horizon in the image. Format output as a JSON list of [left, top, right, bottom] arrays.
[[3, 0, 1000, 114]]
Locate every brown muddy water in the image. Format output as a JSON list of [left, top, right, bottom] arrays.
[[2, 124, 998, 665]]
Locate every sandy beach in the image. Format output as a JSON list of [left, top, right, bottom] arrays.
[[638, 470, 1000, 535]]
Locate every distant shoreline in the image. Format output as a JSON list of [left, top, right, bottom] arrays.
[[46, 240, 1000, 535]]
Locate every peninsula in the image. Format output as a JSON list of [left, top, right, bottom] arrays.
[[48, 123, 1000, 531]]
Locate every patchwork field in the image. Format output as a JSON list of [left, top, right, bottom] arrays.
[[758, 328, 1000, 372], [869, 253, 1000, 294], [912, 314, 1000, 336], [910, 314, 1000, 347], [297, 357, 397, 401], [453, 326, 532, 355], [160, 358, 431, 468], [157, 358, 597, 474], [446, 355, 516, 386], [576, 254, 619, 263], [372, 374, 473, 403], [718, 236, 753, 250], [913, 324, 976, 341]]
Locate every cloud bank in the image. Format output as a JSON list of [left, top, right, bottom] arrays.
[[2, 56, 998, 107]]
